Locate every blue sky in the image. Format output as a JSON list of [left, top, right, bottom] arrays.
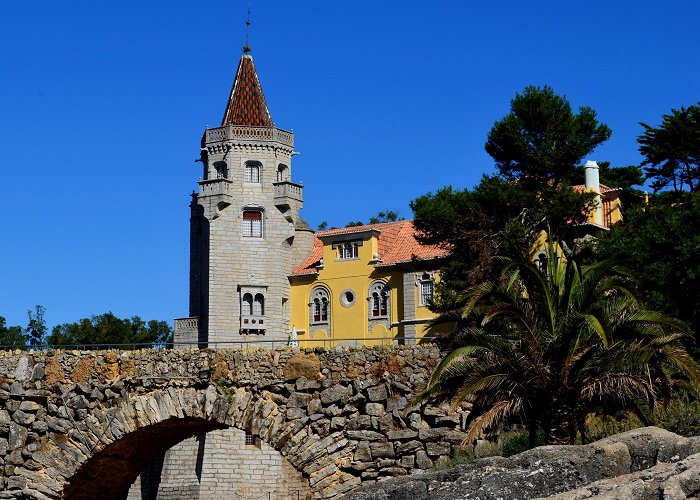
[[1, 1, 699, 330]]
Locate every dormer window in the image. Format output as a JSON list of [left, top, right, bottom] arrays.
[[244, 161, 261, 183], [338, 241, 359, 260]]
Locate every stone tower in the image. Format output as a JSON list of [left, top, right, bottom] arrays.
[[177, 48, 313, 345]]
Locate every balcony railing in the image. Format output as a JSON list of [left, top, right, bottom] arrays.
[[273, 181, 303, 205], [175, 317, 198, 333], [205, 125, 294, 148], [174, 317, 198, 346], [198, 178, 233, 200]]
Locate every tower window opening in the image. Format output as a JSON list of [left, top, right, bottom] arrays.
[[214, 162, 228, 179], [245, 162, 261, 183], [242, 211, 263, 238], [253, 294, 265, 316], [277, 164, 289, 182], [242, 293, 253, 315]]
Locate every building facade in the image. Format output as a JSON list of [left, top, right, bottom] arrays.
[[289, 221, 449, 347], [175, 51, 622, 348]]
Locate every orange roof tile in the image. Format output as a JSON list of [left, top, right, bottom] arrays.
[[290, 220, 448, 277], [221, 55, 273, 127], [572, 183, 620, 194]]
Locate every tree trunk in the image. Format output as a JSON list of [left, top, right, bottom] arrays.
[[544, 404, 576, 445], [528, 421, 539, 448]]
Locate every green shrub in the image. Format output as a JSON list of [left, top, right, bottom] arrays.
[[433, 440, 503, 469], [501, 430, 544, 457], [583, 412, 643, 443], [654, 396, 700, 437]]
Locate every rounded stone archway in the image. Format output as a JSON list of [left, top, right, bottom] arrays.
[[2, 346, 468, 500], [44, 385, 333, 500]]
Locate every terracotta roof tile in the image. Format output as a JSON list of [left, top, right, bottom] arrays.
[[290, 220, 448, 277], [221, 55, 273, 127], [572, 183, 620, 194]]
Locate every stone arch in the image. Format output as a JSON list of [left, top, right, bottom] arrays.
[[38, 385, 353, 500]]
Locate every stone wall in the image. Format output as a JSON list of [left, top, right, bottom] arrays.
[[0, 345, 468, 499], [127, 428, 311, 500]]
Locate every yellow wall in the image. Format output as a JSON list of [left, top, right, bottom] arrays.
[[605, 193, 623, 226], [290, 234, 443, 347]]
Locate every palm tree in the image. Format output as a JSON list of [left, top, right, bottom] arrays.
[[419, 240, 700, 445]]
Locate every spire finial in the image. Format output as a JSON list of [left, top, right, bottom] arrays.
[[243, 3, 252, 54]]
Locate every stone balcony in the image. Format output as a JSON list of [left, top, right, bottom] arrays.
[[204, 125, 294, 148], [198, 178, 233, 206], [273, 180, 304, 208]]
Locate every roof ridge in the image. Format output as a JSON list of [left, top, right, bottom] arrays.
[[315, 219, 412, 237]]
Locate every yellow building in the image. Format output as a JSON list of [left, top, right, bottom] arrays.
[[575, 160, 623, 229], [289, 220, 450, 347]]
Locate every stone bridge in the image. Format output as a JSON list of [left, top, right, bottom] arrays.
[[0, 345, 468, 500]]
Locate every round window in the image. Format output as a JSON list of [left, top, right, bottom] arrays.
[[340, 289, 356, 308]]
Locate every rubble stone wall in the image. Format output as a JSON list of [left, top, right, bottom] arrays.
[[0, 345, 468, 500]]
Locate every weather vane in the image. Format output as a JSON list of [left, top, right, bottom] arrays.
[[243, 2, 252, 54]]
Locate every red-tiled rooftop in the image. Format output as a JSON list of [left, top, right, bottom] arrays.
[[290, 220, 448, 277], [221, 54, 273, 127], [572, 183, 621, 194]]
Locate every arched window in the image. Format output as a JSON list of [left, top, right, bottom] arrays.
[[276, 164, 289, 182], [242, 293, 253, 315], [242, 210, 263, 238], [240, 288, 266, 334], [244, 161, 261, 183], [310, 288, 330, 324], [213, 161, 228, 179], [369, 282, 389, 318], [253, 294, 264, 316]]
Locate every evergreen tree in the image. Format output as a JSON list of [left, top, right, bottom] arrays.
[[638, 104, 700, 192], [25, 305, 46, 347]]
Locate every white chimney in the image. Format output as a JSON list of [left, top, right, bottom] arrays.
[[584, 160, 603, 225]]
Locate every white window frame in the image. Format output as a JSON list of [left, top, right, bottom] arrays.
[[368, 281, 390, 319], [419, 280, 433, 307], [338, 241, 359, 260], [310, 287, 330, 325]]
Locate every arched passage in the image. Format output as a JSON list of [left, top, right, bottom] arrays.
[[64, 417, 226, 500], [52, 386, 327, 500]]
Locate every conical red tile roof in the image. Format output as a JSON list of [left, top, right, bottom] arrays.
[[221, 54, 273, 127]]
